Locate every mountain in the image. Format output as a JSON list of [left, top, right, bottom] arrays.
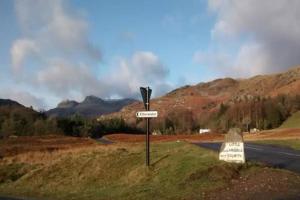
[[57, 100, 79, 108], [105, 66, 300, 128], [0, 98, 44, 138], [0, 99, 23, 107], [46, 95, 138, 118]]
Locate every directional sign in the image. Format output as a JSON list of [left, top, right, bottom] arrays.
[[136, 111, 158, 118], [140, 87, 152, 110], [139, 86, 153, 167]]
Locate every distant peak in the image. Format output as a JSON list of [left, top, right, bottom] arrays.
[[0, 99, 22, 107], [57, 100, 79, 108], [83, 95, 104, 104], [85, 95, 100, 99]]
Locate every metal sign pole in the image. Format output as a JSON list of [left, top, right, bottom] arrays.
[[146, 87, 150, 166], [139, 86, 153, 167]]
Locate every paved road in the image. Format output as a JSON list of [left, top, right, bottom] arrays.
[[0, 197, 27, 200], [95, 137, 114, 144], [195, 142, 300, 173]]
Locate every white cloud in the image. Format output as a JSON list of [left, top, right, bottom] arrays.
[[108, 51, 171, 98], [198, 0, 300, 77], [234, 43, 270, 75], [11, 39, 39, 72], [36, 60, 106, 99], [9, 0, 102, 107], [12, 0, 100, 66], [8, 1, 171, 108], [0, 89, 46, 110], [193, 50, 235, 76]]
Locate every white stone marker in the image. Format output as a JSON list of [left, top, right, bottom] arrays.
[[219, 128, 245, 163]]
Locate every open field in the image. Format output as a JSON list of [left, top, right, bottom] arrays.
[[0, 136, 300, 200], [105, 133, 224, 143], [105, 128, 300, 144], [253, 139, 300, 150], [106, 128, 300, 153], [0, 135, 97, 158], [245, 128, 300, 141]]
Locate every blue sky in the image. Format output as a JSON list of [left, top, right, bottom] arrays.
[[1, 0, 300, 109]]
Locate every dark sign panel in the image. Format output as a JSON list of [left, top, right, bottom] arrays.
[[140, 87, 152, 110]]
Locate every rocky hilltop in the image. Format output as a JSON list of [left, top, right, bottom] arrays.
[[46, 95, 138, 118], [105, 66, 300, 129]]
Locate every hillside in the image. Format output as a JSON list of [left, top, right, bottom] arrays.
[[0, 98, 39, 122], [105, 66, 300, 131], [280, 111, 300, 129], [46, 95, 138, 118], [0, 97, 138, 138], [0, 99, 46, 137], [0, 99, 23, 107]]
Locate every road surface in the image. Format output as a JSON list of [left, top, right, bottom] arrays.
[[0, 197, 27, 200], [195, 142, 300, 173], [96, 137, 114, 144]]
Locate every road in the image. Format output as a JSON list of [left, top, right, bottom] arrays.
[[0, 197, 27, 200], [195, 142, 300, 173], [96, 137, 114, 144]]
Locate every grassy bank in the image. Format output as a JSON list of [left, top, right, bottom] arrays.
[[0, 138, 300, 200], [280, 111, 300, 129], [0, 141, 223, 199], [0, 141, 244, 199]]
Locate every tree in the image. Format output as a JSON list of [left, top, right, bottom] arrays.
[[1, 119, 15, 138]]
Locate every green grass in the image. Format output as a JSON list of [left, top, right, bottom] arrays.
[[254, 139, 300, 150], [0, 163, 33, 183], [280, 111, 300, 128], [0, 142, 267, 200]]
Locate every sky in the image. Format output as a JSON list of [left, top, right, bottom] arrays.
[[1, 0, 300, 109]]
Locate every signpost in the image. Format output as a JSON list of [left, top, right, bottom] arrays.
[[136, 87, 158, 167]]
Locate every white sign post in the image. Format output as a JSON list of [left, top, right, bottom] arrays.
[[136, 111, 158, 118], [219, 128, 245, 164]]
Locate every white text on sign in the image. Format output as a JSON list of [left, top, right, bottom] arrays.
[[136, 111, 158, 118], [219, 142, 245, 163]]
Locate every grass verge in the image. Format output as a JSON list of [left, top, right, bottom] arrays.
[[0, 140, 299, 200], [253, 139, 300, 150]]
